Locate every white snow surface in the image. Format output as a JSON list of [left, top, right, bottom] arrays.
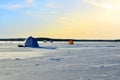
[[0, 41, 120, 80]]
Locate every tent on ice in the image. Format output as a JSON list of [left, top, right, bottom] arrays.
[[18, 36, 39, 48], [24, 36, 39, 47], [18, 36, 56, 49]]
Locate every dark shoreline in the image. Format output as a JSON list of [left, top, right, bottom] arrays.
[[0, 38, 120, 42]]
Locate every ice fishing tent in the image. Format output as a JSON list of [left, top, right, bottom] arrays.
[[68, 39, 74, 45], [24, 36, 39, 47]]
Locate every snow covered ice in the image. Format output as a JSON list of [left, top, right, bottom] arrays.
[[0, 41, 120, 80]]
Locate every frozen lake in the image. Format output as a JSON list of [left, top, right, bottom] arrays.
[[0, 41, 119, 59], [0, 41, 120, 80]]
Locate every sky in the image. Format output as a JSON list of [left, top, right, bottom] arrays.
[[1, 0, 120, 39]]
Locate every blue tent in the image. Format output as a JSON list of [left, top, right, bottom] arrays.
[[24, 36, 39, 47]]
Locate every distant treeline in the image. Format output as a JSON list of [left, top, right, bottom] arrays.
[[0, 37, 120, 42]]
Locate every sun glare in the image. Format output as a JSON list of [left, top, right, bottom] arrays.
[[103, 4, 114, 10], [84, 0, 120, 10], [102, 3, 120, 10]]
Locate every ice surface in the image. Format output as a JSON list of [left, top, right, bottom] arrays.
[[0, 41, 120, 80]]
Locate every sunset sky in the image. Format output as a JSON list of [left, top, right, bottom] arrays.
[[1, 0, 120, 39]]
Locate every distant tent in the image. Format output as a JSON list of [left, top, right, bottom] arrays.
[[24, 36, 39, 47], [49, 40, 53, 43], [68, 39, 74, 45]]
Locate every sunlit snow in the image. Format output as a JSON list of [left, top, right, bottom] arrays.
[[0, 41, 120, 80]]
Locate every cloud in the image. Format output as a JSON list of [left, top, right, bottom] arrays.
[[9, 4, 24, 9], [26, 10, 43, 19], [47, 2, 55, 8], [49, 11, 57, 14], [0, 4, 23, 10], [83, 0, 120, 10], [46, 0, 56, 8], [26, 0, 34, 5], [0, 4, 32, 10], [46, 1, 63, 8], [0, 0, 35, 10], [26, 0, 36, 6], [11, 4, 23, 9]]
